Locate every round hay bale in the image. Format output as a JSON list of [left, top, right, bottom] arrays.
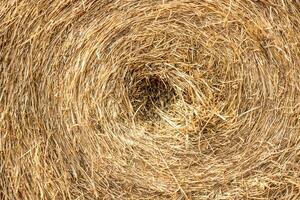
[[1, 0, 300, 199]]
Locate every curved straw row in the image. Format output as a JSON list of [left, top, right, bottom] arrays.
[[1, 0, 300, 199]]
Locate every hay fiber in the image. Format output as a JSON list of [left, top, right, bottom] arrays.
[[1, 0, 300, 199]]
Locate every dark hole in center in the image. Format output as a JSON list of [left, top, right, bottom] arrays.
[[129, 76, 176, 120]]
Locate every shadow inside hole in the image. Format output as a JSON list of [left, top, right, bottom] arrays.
[[128, 75, 177, 120]]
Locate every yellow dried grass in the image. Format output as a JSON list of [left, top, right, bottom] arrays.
[[0, 0, 300, 199]]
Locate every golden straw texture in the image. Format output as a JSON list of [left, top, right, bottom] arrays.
[[1, 0, 300, 199]]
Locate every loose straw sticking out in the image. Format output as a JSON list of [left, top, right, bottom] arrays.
[[0, 0, 300, 199]]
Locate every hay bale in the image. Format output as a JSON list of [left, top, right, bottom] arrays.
[[0, 0, 299, 199]]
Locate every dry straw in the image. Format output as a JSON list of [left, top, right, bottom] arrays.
[[1, 0, 300, 199]]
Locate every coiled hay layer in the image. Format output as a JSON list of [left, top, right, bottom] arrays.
[[1, 0, 300, 199]]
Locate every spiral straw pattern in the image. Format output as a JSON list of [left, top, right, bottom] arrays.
[[1, 0, 300, 199]]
